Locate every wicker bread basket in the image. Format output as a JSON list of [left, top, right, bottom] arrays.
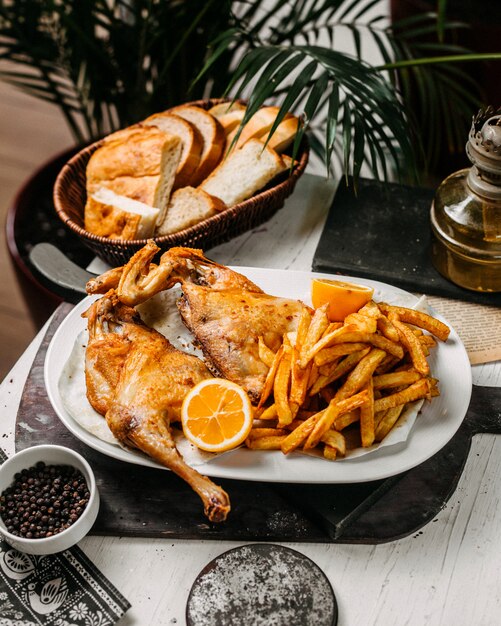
[[53, 98, 309, 267]]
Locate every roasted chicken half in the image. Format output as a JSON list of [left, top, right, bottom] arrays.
[[83, 292, 230, 522], [87, 243, 309, 402]]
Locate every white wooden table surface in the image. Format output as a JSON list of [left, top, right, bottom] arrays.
[[1, 173, 500, 626]]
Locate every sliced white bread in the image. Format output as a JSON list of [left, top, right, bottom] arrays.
[[217, 108, 247, 135], [199, 139, 288, 207], [85, 187, 160, 240], [235, 106, 294, 148], [143, 112, 203, 189], [208, 101, 246, 118], [99, 175, 160, 206], [86, 127, 182, 228], [257, 115, 301, 153], [156, 186, 226, 236], [169, 105, 225, 185]]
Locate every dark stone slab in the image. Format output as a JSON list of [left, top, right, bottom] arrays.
[[15, 305, 501, 543], [312, 178, 501, 306]]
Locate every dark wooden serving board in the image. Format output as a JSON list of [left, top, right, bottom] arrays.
[[15, 304, 501, 543], [312, 178, 501, 307]]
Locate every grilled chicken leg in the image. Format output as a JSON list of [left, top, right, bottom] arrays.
[[87, 243, 309, 401], [84, 292, 230, 522]]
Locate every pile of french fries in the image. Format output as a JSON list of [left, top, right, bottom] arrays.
[[246, 299, 450, 460]]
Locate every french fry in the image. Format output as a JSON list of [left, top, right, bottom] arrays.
[[429, 378, 440, 397], [309, 348, 370, 396], [298, 303, 329, 367], [323, 446, 338, 460], [391, 317, 429, 375], [321, 429, 346, 456], [360, 379, 375, 447], [343, 313, 377, 334], [258, 336, 276, 368], [314, 342, 368, 367], [258, 345, 284, 408], [251, 289, 445, 463], [247, 428, 289, 440], [299, 323, 361, 368], [259, 404, 278, 420], [333, 409, 360, 431], [296, 307, 312, 348], [374, 405, 405, 441], [375, 354, 401, 375], [290, 357, 311, 407], [340, 332, 404, 359], [372, 369, 422, 390], [323, 322, 343, 335], [375, 311, 401, 343], [246, 435, 287, 450], [334, 348, 386, 401], [274, 350, 293, 425], [378, 303, 450, 341], [358, 300, 381, 318], [305, 389, 369, 449], [419, 334, 437, 347], [373, 378, 431, 413], [281, 410, 325, 454], [312, 330, 404, 360], [307, 362, 319, 389]]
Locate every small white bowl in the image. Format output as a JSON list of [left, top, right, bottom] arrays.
[[0, 445, 99, 554]]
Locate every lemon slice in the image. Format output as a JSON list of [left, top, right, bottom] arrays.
[[311, 278, 374, 321], [181, 379, 253, 453]]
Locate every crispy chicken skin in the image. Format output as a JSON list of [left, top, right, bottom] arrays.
[[84, 292, 230, 522], [86, 241, 263, 304], [87, 243, 308, 401], [178, 283, 305, 402]]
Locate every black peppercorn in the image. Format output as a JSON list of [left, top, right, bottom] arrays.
[[0, 463, 90, 539]]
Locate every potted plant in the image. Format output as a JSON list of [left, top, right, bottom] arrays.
[[1, 0, 500, 323], [2, 0, 500, 178]]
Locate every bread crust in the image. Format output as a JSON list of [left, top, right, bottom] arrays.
[[236, 106, 294, 148], [85, 195, 141, 240], [86, 126, 170, 185], [156, 186, 226, 236], [144, 112, 203, 189], [208, 102, 246, 118], [258, 116, 301, 153], [169, 105, 225, 185]]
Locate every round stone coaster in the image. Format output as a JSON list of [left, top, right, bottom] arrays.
[[186, 543, 338, 626]]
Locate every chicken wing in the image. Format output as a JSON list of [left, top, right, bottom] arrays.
[[87, 243, 309, 402], [86, 241, 262, 305], [84, 292, 230, 522]]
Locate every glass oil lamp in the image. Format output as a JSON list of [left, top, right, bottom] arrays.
[[430, 107, 501, 292]]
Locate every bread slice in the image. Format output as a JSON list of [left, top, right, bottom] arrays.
[[169, 105, 225, 185], [235, 106, 294, 148], [199, 139, 288, 207], [85, 187, 160, 240], [99, 175, 160, 206], [209, 101, 246, 118], [257, 116, 301, 153], [217, 109, 247, 135], [86, 126, 174, 184], [143, 112, 203, 189], [156, 186, 226, 236], [86, 127, 182, 228]]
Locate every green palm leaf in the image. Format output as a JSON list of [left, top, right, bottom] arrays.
[[1, 0, 500, 185]]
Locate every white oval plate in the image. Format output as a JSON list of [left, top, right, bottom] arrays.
[[44, 267, 472, 484]]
